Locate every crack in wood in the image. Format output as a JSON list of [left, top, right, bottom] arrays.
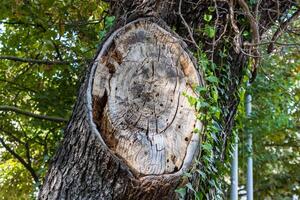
[[92, 20, 201, 175]]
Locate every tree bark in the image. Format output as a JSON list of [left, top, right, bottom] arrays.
[[39, 0, 295, 199], [39, 17, 202, 200]]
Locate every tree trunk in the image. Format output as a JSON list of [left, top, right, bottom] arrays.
[[39, 16, 203, 200], [39, 0, 294, 199]]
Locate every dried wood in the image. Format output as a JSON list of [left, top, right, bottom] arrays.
[[92, 19, 202, 176]]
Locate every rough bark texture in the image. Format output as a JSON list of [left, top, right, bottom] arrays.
[[39, 80, 180, 199], [39, 18, 202, 200], [39, 65, 182, 199], [40, 0, 295, 199]]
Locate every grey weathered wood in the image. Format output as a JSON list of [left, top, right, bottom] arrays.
[[92, 19, 202, 176]]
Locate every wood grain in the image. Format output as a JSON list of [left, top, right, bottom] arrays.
[[92, 19, 201, 175]]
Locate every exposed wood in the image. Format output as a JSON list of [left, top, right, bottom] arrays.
[[92, 19, 202, 176], [39, 0, 296, 199], [106, 0, 295, 159], [39, 18, 203, 200]]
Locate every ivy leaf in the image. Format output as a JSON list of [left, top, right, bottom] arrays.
[[243, 30, 250, 39], [187, 96, 197, 106], [202, 143, 213, 151], [208, 6, 215, 12], [183, 172, 192, 178], [195, 86, 207, 94], [193, 128, 200, 133], [204, 25, 216, 38], [105, 16, 115, 27], [197, 170, 207, 179], [175, 187, 186, 199], [186, 182, 196, 193], [206, 75, 218, 83], [204, 14, 212, 22], [196, 101, 209, 111], [98, 30, 107, 40], [195, 191, 203, 200]]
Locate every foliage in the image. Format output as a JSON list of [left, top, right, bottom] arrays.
[[0, 1, 112, 199], [177, 4, 300, 200], [237, 34, 300, 198], [0, 159, 34, 200], [178, 46, 238, 199], [176, 4, 245, 198]]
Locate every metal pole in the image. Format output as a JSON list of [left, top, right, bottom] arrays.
[[246, 83, 253, 200], [230, 134, 238, 200]]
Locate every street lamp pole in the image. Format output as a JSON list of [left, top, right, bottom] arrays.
[[230, 133, 238, 200], [246, 83, 253, 200]]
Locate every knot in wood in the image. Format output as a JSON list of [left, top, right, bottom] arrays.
[[92, 19, 202, 176]]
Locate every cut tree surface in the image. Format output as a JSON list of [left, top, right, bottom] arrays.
[[92, 19, 202, 176]]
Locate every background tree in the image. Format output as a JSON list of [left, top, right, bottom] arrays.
[[0, 1, 112, 198], [237, 19, 300, 198]]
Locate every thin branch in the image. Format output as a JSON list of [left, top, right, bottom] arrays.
[[63, 18, 105, 26], [237, 0, 261, 82], [0, 18, 104, 28], [0, 78, 37, 93], [0, 20, 35, 26], [264, 143, 300, 148], [260, 65, 295, 98], [52, 41, 63, 61], [25, 142, 32, 167], [211, 0, 219, 62], [214, 14, 229, 45], [267, 9, 300, 53], [229, 0, 242, 53], [0, 127, 25, 145], [0, 55, 84, 65], [0, 105, 68, 123], [0, 20, 46, 31], [244, 40, 300, 48], [0, 136, 39, 184], [237, 0, 260, 50], [178, 0, 200, 49]]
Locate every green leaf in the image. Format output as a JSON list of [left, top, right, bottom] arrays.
[[187, 96, 197, 106], [242, 30, 250, 38], [186, 182, 196, 193], [202, 143, 213, 151], [99, 30, 107, 40], [175, 187, 186, 199], [204, 14, 212, 22], [206, 75, 218, 83], [204, 25, 216, 38], [195, 191, 203, 200], [195, 86, 207, 94], [208, 6, 215, 12], [197, 170, 207, 179], [193, 128, 200, 133], [105, 16, 115, 27], [196, 101, 209, 111]]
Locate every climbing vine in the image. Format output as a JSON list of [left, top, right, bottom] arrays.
[[177, 49, 250, 199], [172, 1, 267, 197]]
